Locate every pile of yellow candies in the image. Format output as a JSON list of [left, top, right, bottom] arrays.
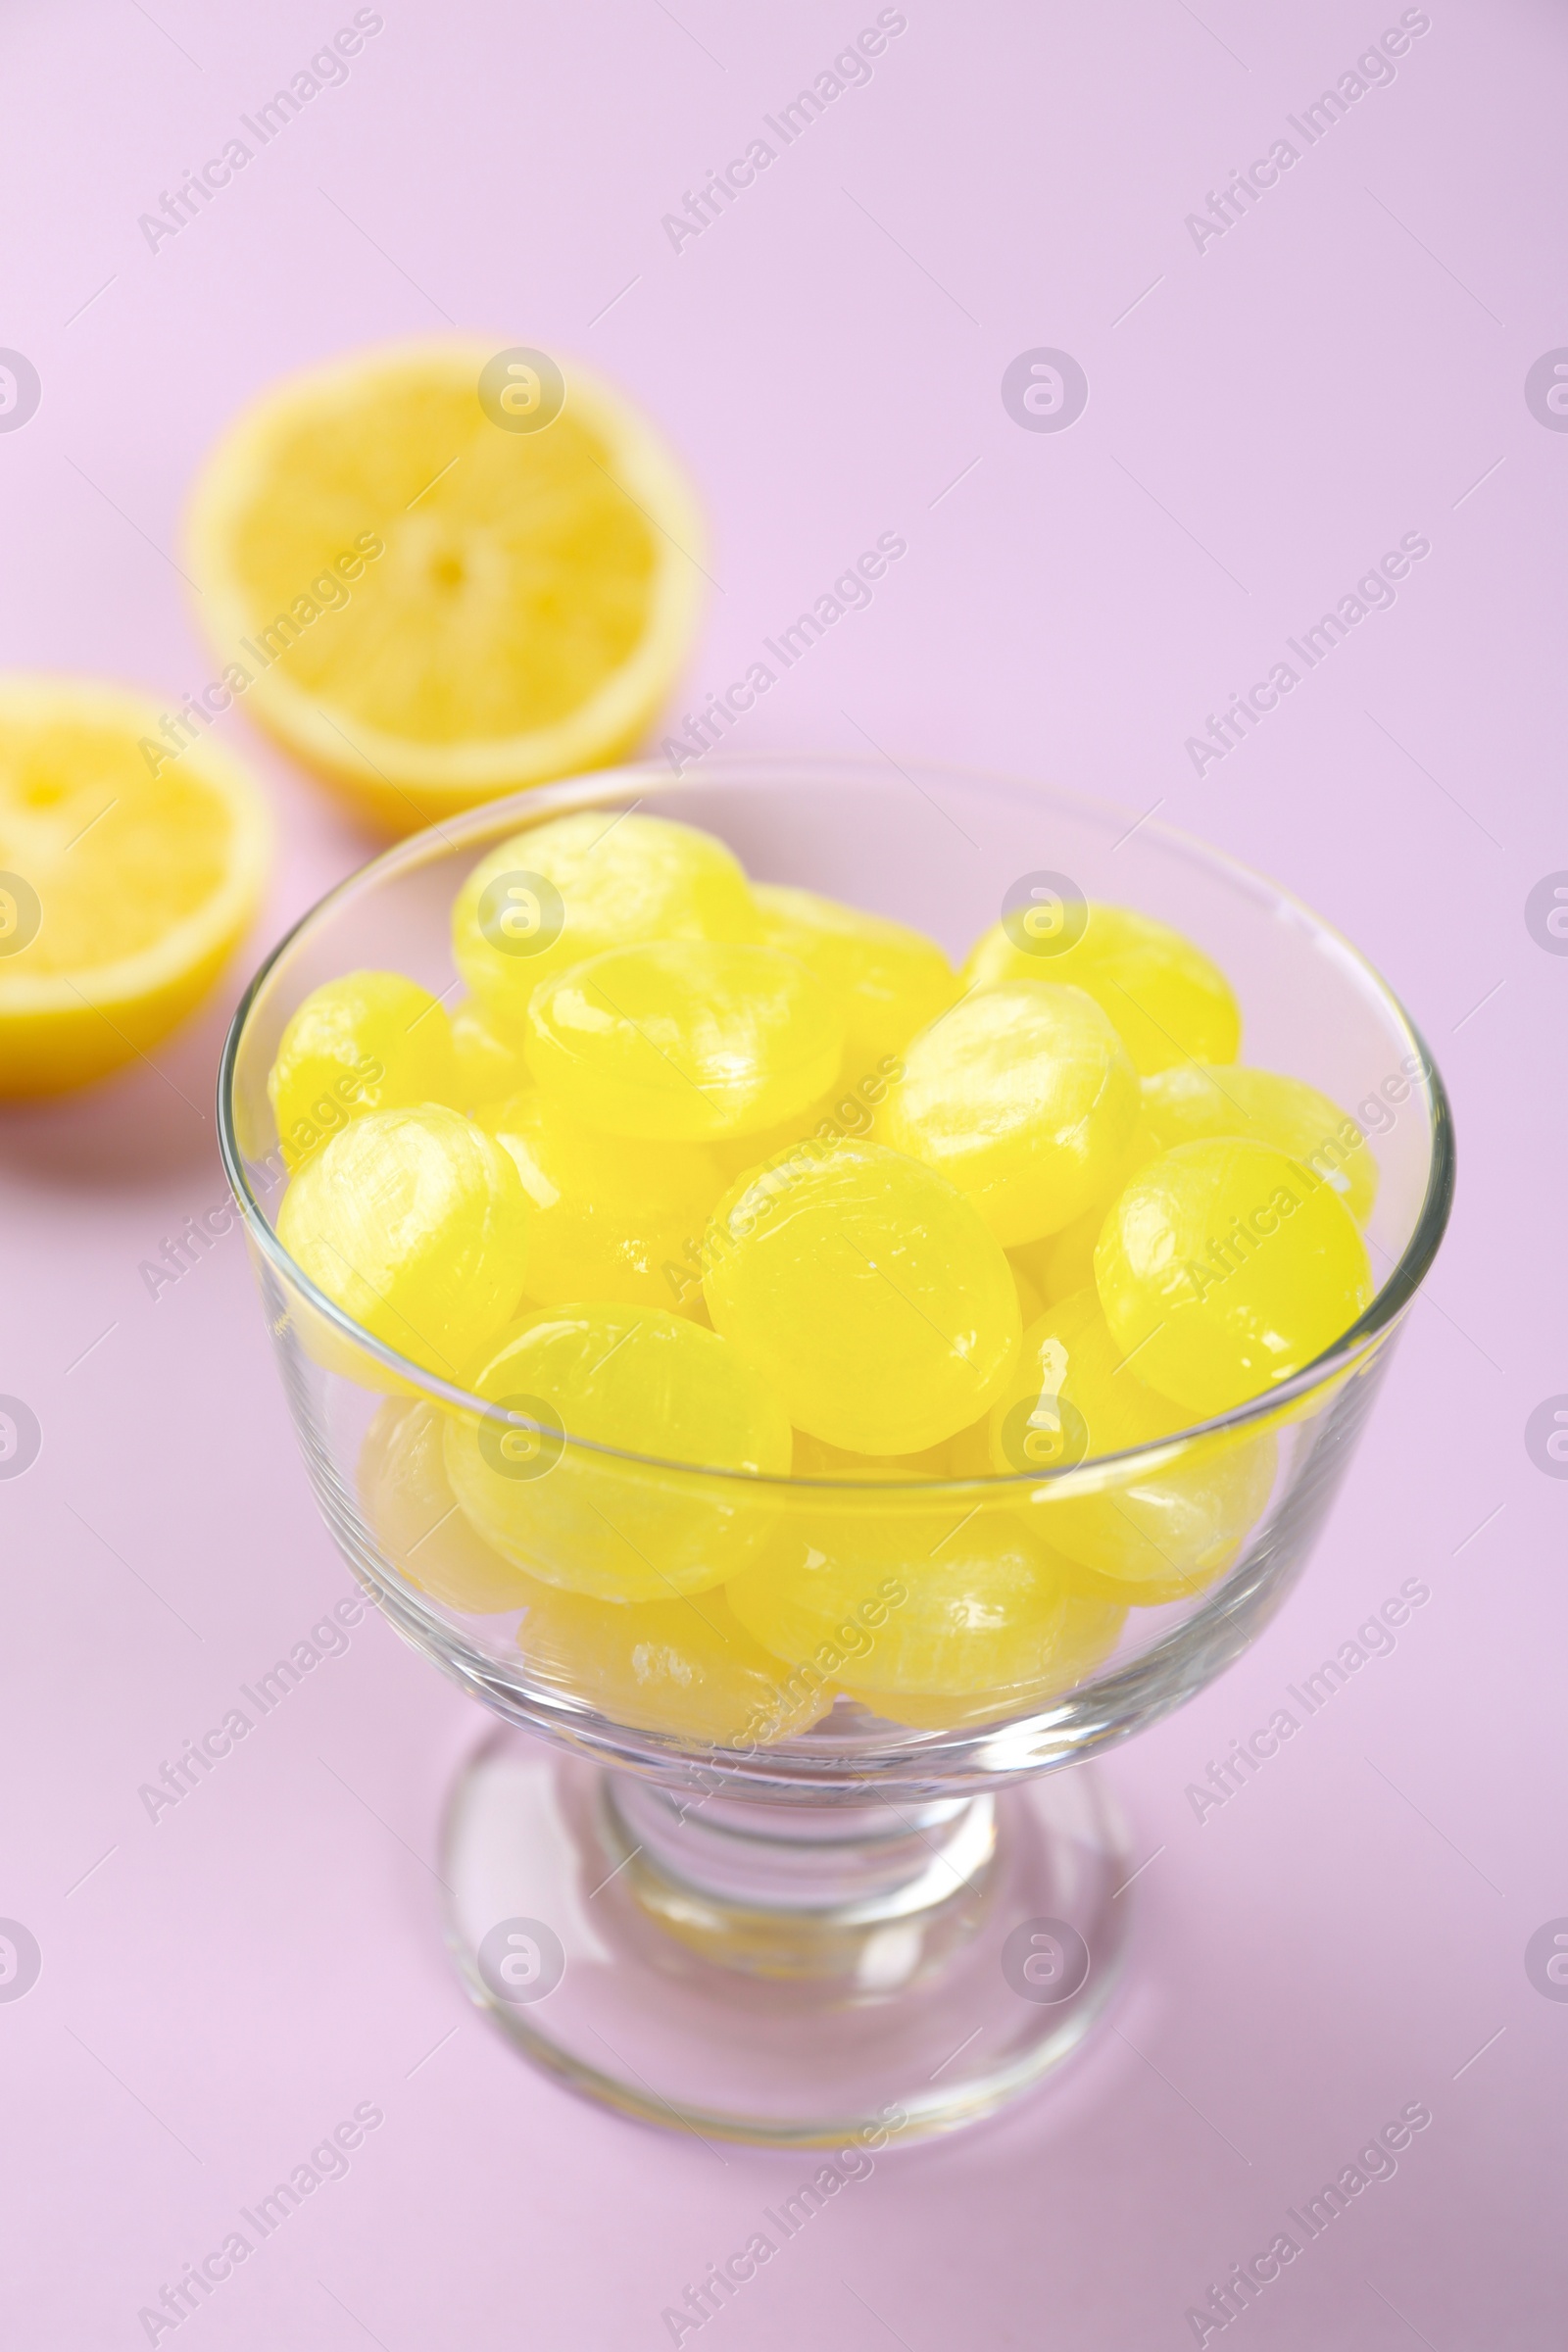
[[267, 810, 1377, 1745]]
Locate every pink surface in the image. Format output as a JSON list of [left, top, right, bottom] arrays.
[[1, 0, 1562, 2342]]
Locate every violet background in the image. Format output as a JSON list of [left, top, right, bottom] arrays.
[[0, 0, 1563, 2344]]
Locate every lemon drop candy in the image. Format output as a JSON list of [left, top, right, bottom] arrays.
[[276, 1105, 531, 1381], [478, 1089, 722, 1315], [453, 809, 757, 1029], [703, 1138, 1019, 1454], [844, 1591, 1128, 1729], [1009, 1251, 1047, 1333], [451, 998, 532, 1108], [726, 1505, 1080, 1701], [879, 981, 1139, 1246], [988, 1289, 1277, 1593], [709, 1093, 837, 1185], [360, 1396, 541, 1614], [1095, 1139, 1373, 1416], [963, 901, 1240, 1075], [789, 1430, 957, 1481], [1141, 1063, 1378, 1227], [516, 1587, 831, 1745], [1011, 1118, 1160, 1303], [753, 884, 960, 1077], [269, 969, 461, 1167], [443, 1303, 792, 1602], [527, 941, 844, 1143]]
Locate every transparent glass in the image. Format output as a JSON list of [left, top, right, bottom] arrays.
[[218, 755, 1453, 2144]]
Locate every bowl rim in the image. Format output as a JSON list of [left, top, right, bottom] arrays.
[[216, 750, 1456, 1494]]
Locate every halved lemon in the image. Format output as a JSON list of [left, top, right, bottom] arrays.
[[0, 678, 271, 1095], [184, 339, 707, 834]]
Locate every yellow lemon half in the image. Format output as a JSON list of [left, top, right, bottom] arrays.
[[0, 677, 270, 1095], [185, 339, 706, 833]]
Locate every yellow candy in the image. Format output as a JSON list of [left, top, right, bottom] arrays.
[[963, 901, 1241, 1075], [944, 1414, 996, 1477], [1141, 1063, 1377, 1227], [753, 883, 959, 1075], [1054, 1553, 1233, 1611], [844, 1592, 1126, 1727], [360, 1396, 538, 1613], [709, 1051, 904, 1182], [793, 1422, 1003, 1480], [988, 1289, 1277, 1592], [878, 980, 1139, 1246], [517, 1586, 831, 1746], [703, 1138, 1020, 1454], [526, 941, 843, 1143], [276, 1105, 531, 1381], [791, 1430, 957, 1481], [451, 998, 532, 1108], [478, 1089, 722, 1317], [1095, 1140, 1373, 1415], [443, 1303, 791, 1601], [1010, 1117, 1160, 1302], [452, 809, 757, 1026], [1009, 1252, 1047, 1331], [710, 1096, 832, 1184], [269, 969, 460, 1167], [360, 1403, 825, 1744], [726, 1501, 1085, 1698]]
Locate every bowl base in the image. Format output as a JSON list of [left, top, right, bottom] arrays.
[[441, 1728, 1134, 2147]]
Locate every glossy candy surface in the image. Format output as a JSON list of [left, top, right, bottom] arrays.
[[843, 1591, 1127, 1727], [276, 1105, 531, 1381], [360, 1396, 538, 1613], [1140, 1062, 1378, 1227], [753, 883, 959, 1077], [1095, 1139, 1373, 1415], [1011, 1117, 1160, 1303], [726, 1504, 1090, 1697], [360, 1388, 817, 1746], [709, 1053, 903, 1183], [526, 940, 844, 1142], [264, 814, 1396, 1738], [453, 809, 758, 1025], [963, 901, 1241, 1075], [987, 1288, 1277, 1592], [479, 1089, 722, 1315], [451, 998, 532, 1107], [269, 969, 460, 1166], [879, 980, 1139, 1246], [517, 1587, 831, 1746], [703, 1139, 1021, 1454], [443, 1302, 792, 1600]]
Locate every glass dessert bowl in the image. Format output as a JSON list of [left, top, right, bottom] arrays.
[[218, 753, 1453, 2146]]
